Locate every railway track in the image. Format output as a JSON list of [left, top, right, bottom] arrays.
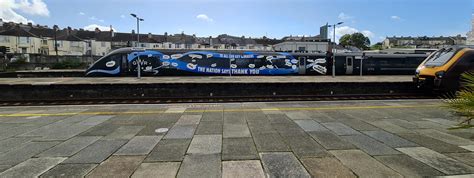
[[0, 93, 437, 106]]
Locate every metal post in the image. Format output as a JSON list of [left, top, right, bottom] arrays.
[[360, 53, 364, 76], [137, 18, 141, 79], [332, 24, 336, 78]]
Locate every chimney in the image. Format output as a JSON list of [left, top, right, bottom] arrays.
[[0, 18, 3, 26], [110, 25, 115, 37], [27, 22, 32, 27], [95, 27, 101, 33], [132, 29, 135, 34], [148, 33, 152, 39], [209, 36, 213, 46], [67, 26, 72, 35]]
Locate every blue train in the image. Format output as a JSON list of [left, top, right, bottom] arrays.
[[85, 48, 428, 77]]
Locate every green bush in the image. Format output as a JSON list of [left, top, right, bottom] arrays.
[[52, 59, 86, 69], [444, 72, 474, 129]]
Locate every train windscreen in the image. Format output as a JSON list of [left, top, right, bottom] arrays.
[[424, 48, 455, 67]]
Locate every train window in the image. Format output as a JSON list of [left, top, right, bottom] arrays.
[[424, 48, 455, 67]]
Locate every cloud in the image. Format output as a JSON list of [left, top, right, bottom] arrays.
[[0, 0, 50, 24], [98, 19, 105, 23], [196, 14, 213, 22], [338, 12, 353, 20], [333, 26, 375, 43], [84, 24, 116, 31], [120, 14, 125, 18], [78, 12, 85, 16], [391, 15, 402, 21]]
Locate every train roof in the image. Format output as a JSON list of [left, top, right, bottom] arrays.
[[106, 47, 428, 58]]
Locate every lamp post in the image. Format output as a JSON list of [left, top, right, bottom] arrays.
[[131, 13, 144, 79], [328, 22, 343, 78]]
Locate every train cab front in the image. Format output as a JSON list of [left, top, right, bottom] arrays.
[[85, 48, 132, 77], [414, 46, 474, 92]]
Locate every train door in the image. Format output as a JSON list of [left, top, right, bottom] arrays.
[[345, 56, 353, 74], [121, 54, 129, 76], [298, 57, 306, 75]]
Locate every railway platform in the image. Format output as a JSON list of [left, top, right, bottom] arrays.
[[0, 99, 473, 177], [0, 76, 427, 105]]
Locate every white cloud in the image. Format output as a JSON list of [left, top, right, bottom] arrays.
[[338, 12, 353, 20], [333, 26, 375, 43], [98, 19, 104, 23], [120, 14, 125, 18], [391, 15, 402, 21], [89, 16, 97, 20], [196, 14, 213, 22], [0, 0, 50, 24], [84, 24, 116, 31], [78, 12, 85, 16]]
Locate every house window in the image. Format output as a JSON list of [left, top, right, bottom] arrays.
[[71, 41, 80, 47], [101, 42, 106, 47], [21, 48, 27, 53], [19, 37, 29, 44], [56, 41, 63, 48], [0, 36, 10, 43], [41, 39, 47, 45]]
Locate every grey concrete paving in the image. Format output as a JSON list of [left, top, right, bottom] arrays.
[[0, 99, 472, 177]]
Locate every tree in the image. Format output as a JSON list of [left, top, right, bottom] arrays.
[[339, 32, 371, 50], [445, 72, 474, 129], [339, 34, 352, 47]]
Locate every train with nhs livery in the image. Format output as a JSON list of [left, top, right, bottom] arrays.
[[85, 48, 428, 77]]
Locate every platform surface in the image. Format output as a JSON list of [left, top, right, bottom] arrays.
[[0, 75, 412, 85], [0, 99, 473, 177]]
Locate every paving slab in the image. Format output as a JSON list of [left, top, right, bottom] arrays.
[[259, 152, 311, 178], [79, 123, 121, 136], [0, 141, 60, 165], [145, 139, 191, 162], [338, 119, 380, 131], [222, 138, 258, 160], [0, 125, 39, 140], [398, 133, 471, 153], [321, 122, 360, 135], [40, 164, 97, 178], [300, 157, 356, 178], [115, 136, 162, 155], [164, 125, 198, 139], [370, 120, 414, 133], [38, 136, 101, 157], [103, 126, 144, 140], [286, 112, 312, 120], [416, 129, 474, 146], [176, 154, 221, 178], [247, 120, 277, 135], [86, 156, 145, 178], [175, 115, 202, 125], [330, 150, 403, 177], [63, 140, 126, 164], [164, 107, 186, 113], [397, 147, 474, 175], [374, 155, 444, 177], [131, 162, 181, 178], [201, 112, 223, 122], [446, 153, 474, 167], [423, 118, 458, 126], [0, 137, 35, 154], [222, 160, 266, 178], [294, 119, 328, 132], [223, 123, 251, 138], [363, 130, 418, 148], [387, 119, 421, 129], [342, 134, 400, 155], [195, 121, 222, 135], [308, 131, 356, 150], [187, 135, 222, 154], [0, 157, 66, 177], [0, 165, 11, 173], [252, 133, 290, 152], [460, 145, 474, 152], [282, 135, 329, 158]]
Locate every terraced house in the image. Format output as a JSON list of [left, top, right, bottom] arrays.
[[0, 19, 281, 57]]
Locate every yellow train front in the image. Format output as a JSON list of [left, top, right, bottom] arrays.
[[414, 46, 474, 91]]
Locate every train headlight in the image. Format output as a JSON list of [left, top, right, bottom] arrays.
[[415, 69, 420, 77], [435, 71, 445, 79]]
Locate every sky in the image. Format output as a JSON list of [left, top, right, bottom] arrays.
[[0, 0, 473, 43]]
